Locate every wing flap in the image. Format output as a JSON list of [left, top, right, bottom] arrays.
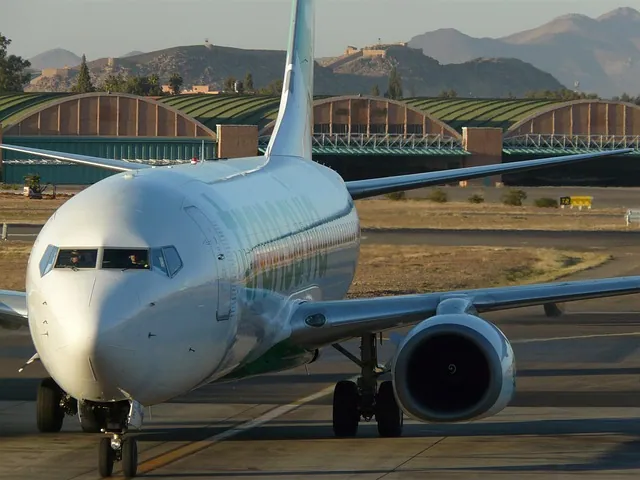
[[0, 144, 150, 172], [346, 149, 634, 200], [0, 290, 28, 330], [289, 275, 640, 348]]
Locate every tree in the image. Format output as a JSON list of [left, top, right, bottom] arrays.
[[371, 84, 380, 96], [223, 76, 237, 93], [168, 73, 183, 95], [386, 66, 403, 100], [244, 72, 254, 92], [99, 73, 127, 93], [148, 74, 163, 96], [0, 34, 31, 92], [71, 54, 95, 93]]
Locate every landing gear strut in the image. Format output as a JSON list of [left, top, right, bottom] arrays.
[[92, 400, 142, 478], [99, 432, 138, 478], [331, 333, 403, 438]]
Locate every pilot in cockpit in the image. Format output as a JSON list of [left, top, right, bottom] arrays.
[[128, 253, 148, 269]]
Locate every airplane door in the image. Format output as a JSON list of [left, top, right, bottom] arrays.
[[184, 205, 233, 322]]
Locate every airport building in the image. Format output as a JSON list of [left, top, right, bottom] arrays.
[[1, 92, 639, 186]]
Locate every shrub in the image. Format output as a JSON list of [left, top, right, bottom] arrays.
[[428, 189, 448, 203], [385, 191, 406, 201], [534, 197, 558, 208], [468, 193, 485, 204], [501, 189, 527, 206]]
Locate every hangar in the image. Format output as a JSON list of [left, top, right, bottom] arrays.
[[1, 92, 639, 186]]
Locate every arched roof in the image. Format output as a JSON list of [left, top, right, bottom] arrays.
[[0, 93, 70, 127], [260, 95, 462, 139], [505, 99, 640, 137], [4, 92, 217, 138], [160, 94, 331, 131], [402, 97, 566, 132]]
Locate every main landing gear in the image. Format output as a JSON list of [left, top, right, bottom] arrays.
[[331, 333, 403, 438], [36, 377, 77, 433]]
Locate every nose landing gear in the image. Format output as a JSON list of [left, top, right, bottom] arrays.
[[99, 433, 138, 478], [90, 400, 144, 478]]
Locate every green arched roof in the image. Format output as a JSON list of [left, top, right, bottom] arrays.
[[0, 93, 581, 133], [0, 93, 70, 127], [402, 98, 566, 132], [159, 94, 326, 131]]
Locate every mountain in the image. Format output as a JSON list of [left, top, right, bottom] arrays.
[[408, 7, 640, 97], [26, 43, 564, 97], [28, 49, 82, 70], [120, 51, 144, 58]]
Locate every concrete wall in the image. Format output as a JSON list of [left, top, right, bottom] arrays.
[[462, 127, 503, 185], [217, 125, 258, 159]]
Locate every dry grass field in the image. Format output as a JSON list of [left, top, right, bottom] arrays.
[[0, 194, 631, 231], [356, 199, 629, 231], [1, 241, 609, 297]]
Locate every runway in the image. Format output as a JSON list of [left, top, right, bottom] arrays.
[[2, 230, 640, 478]]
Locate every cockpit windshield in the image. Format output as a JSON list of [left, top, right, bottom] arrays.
[[54, 249, 98, 269], [102, 249, 150, 270]]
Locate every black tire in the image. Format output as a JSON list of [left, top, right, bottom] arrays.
[[332, 380, 360, 437], [375, 380, 403, 437], [36, 377, 64, 433], [121, 437, 138, 478], [98, 437, 115, 478]]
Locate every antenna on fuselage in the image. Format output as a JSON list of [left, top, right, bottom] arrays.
[[264, 0, 314, 161]]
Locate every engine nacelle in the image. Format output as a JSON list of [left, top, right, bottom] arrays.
[[392, 313, 516, 423]]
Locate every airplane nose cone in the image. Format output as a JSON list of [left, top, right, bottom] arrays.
[[41, 273, 143, 402]]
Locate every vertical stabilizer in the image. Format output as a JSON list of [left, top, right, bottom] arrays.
[[265, 0, 314, 160]]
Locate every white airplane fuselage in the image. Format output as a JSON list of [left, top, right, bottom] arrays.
[[26, 155, 360, 406]]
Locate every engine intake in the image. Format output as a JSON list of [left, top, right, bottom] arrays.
[[392, 314, 515, 423]]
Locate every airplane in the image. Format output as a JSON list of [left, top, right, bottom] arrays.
[[0, 0, 639, 477]]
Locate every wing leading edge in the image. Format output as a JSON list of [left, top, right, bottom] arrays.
[[0, 144, 151, 172], [346, 149, 634, 200], [0, 290, 28, 330], [288, 275, 640, 348]]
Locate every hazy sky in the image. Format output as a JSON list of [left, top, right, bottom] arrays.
[[3, 0, 640, 60]]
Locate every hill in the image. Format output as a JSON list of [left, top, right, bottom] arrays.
[[26, 43, 564, 97], [28, 48, 81, 70], [408, 7, 640, 97]]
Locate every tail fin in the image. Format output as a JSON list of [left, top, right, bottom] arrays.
[[265, 0, 314, 160]]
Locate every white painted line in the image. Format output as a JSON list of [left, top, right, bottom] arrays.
[[513, 331, 640, 344]]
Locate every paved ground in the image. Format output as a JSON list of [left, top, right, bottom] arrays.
[[2, 231, 640, 478]]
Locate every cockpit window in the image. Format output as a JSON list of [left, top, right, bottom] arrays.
[[39, 244, 59, 276], [54, 249, 98, 269], [150, 248, 168, 275], [102, 249, 150, 270], [162, 246, 183, 277]]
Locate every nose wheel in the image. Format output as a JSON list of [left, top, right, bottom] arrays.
[[98, 433, 138, 478]]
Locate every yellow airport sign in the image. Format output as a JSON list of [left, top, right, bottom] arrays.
[[559, 196, 593, 210]]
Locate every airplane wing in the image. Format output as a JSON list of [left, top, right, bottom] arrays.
[[0, 290, 28, 330], [288, 275, 640, 348], [0, 144, 151, 172], [345, 149, 634, 200]]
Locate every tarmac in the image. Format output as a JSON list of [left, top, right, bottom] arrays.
[[2, 229, 640, 479]]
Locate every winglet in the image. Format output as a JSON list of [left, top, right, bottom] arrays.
[[265, 0, 314, 160]]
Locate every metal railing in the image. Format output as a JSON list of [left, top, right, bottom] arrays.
[[504, 134, 640, 150], [258, 133, 465, 150]]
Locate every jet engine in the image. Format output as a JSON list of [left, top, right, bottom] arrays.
[[391, 313, 516, 423]]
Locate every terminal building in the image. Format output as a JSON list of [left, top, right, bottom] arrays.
[[0, 92, 639, 186]]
